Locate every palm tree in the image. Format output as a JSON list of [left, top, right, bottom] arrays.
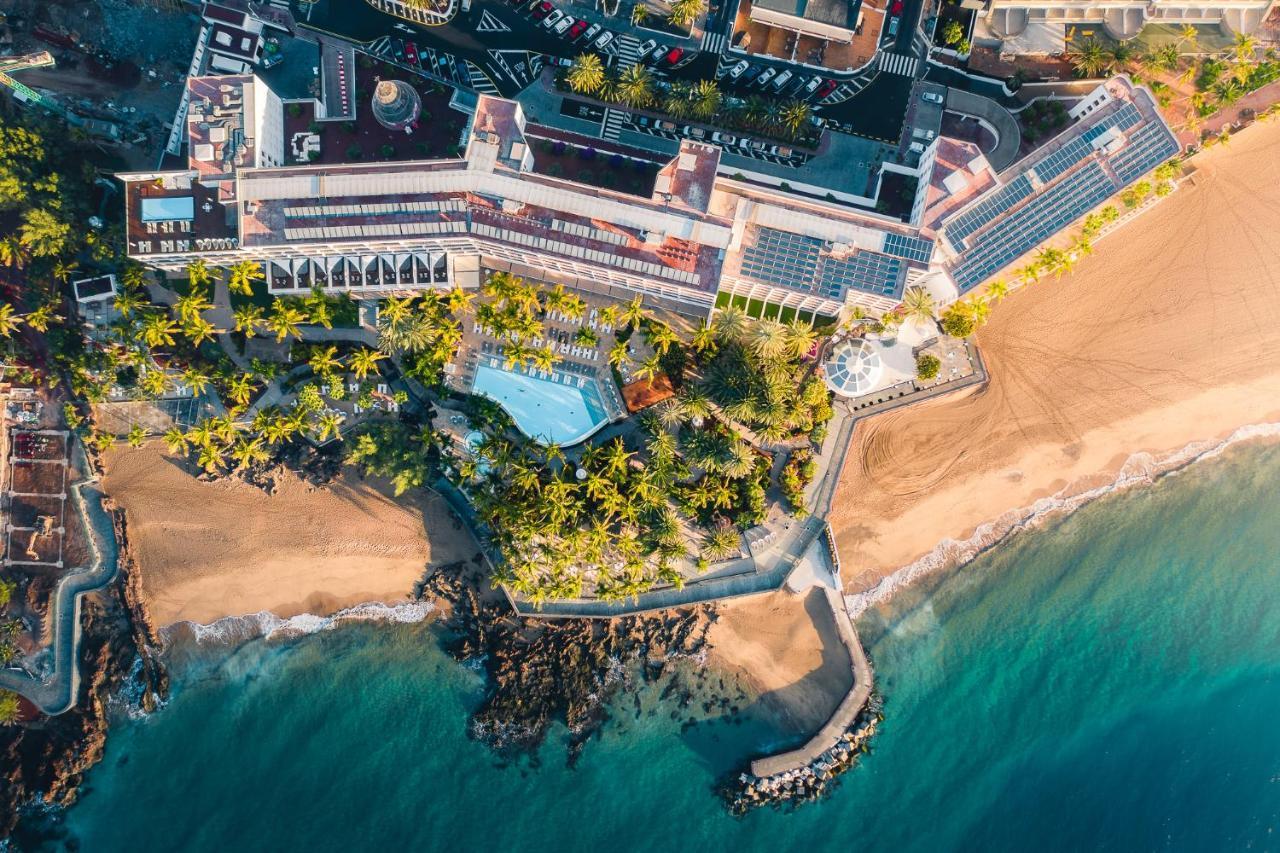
[[140, 368, 171, 397], [186, 315, 218, 347], [635, 353, 664, 382], [702, 525, 740, 561], [138, 314, 180, 349], [615, 64, 655, 108], [713, 305, 748, 341], [986, 280, 1009, 302], [304, 288, 335, 329], [315, 411, 345, 443], [186, 259, 214, 290], [308, 345, 343, 376], [197, 443, 226, 474], [113, 287, 146, 319], [349, 348, 385, 380], [692, 79, 722, 120], [647, 322, 679, 355], [631, 3, 648, 24], [1067, 39, 1110, 78], [1233, 32, 1258, 64], [608, 339, 630, 367], [227, 260, 263, 297], [0, 238, 28, 269], [664, 82, 694, 119], [230, 436, 271, 470], [748, 319, 789, 360], [24, 302, 57, 333], [175, 288, 212, 324], [667, 0, 704, 27], [266, 299, 306, 342], [0, 304, 22, 338], [232, 304, 264, 337], [602, 439, 634, 478], [784, 319, 818, 358], [691, 322, 717, 355], [1178, 24, 1198, 51], [226, 373, 257, 408], [781, 100, 811, 134], [445, 286, 474, 315], [567, 53, 606, 94], [126, 423, 147, 448], [163, 426, 189, 455], [621, 294, 647, 329], [900, 286, 936, 324]]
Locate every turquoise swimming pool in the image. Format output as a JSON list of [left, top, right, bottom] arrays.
[[471, 361, 610, 446]]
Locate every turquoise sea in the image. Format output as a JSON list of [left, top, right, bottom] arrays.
[[64, 441, 1280, 852]]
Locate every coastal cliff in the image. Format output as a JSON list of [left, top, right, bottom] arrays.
[[0, 505, 167, 845]]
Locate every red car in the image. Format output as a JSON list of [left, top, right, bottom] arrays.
[[568, 18, 588, 38], [532, 1, 552, 17], [815, 78, 837, 98], [404, 41, 420, 66], [664, 47, 684, 64], [890, 0, 903, 13]]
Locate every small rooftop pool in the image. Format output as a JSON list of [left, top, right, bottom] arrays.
[[472, 359, 610, 447]]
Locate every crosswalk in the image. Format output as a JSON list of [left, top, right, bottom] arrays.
[[611, 34, 644, 67], [700, 30, 728, 53], [877, 51, 919, 77], [601, 107, 626, 141], [467, 62, 500, 94]]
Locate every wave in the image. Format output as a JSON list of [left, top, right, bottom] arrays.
[[167, 600, 436, 647], [845, 421, 1280, 620]]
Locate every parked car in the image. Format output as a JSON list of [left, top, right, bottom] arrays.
[[803, 75, 822, 95], [741, 64, 765, 84], [711, 130, 737, 145], [681, 125, 706, 139], [554, 14, 575, 33], [726, 59, 749, 79], [594, 30, 615, 49], [657, 119, 678, 131], [771, 69, 793, 89], [531, 0, 552, 17], [404, 41, 420, 66], [549, 54, 574, 67], [638, 38, 658, 57], [636, 115, 651, 127], [664, 47, 685, 65], [815, 78, 838, 98], [542, 10, 564, 28], [391, 38, 405, 61], [583, 22, 602, 41], [887, 16, 900, 36], [756, 66, 777, 86], [568, 18, 588, 38], [921, 91, 945, 104], [648, 42, 669, 62], [890, 0, 903, 12]]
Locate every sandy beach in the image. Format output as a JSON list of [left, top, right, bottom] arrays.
[[707, 590, 853, 732], [102, 445, 480, 626], [831, 117, 1280, 605]]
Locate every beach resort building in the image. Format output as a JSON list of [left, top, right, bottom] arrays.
[[117, 71, 1178, 323], [977, 0, 1278, 48]]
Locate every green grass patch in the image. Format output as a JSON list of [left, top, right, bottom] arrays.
[[779, 306, 797, 324], [746, 298, 765, 319], [730, 294, 749, 310], [762, 302, 781, 320], [714, 290, 732, 309]]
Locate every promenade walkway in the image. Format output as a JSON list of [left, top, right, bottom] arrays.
[[0, 442, 120, 714]]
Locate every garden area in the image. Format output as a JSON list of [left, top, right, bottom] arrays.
[[526, 136, 664, 196]]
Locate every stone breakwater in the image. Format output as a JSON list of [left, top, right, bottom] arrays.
[[419, 566, 717, 765], [722, 696, 883, 814]]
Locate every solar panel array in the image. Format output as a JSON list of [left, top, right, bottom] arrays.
[[1108, 121, 1179, 184], [817, 251, 904, 297], [740, 227, 823, 289], [1031, 136, 1093, 184], [950, 161, 1115, 291], [942, 174, 1034, 251], [882, 232, 935, 264]]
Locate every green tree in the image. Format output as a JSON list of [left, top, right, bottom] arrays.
[[0, 303, 21, 338], [941, 302, 977, 338], [266, 298, 306, 342], [18, 208, 70, 257], [667, 0, 704, 27], [692, 79, 722, 120], [349, 347, 386, 379], [616, 64, 656, 108], [0, 690, 20, 725], [1067, 39, 1111, 78], [941, 20, 964, 46], [567, 54, 606, 94], [900, 286, 936, 324], [916, 352, 941, 380], [127, 423, 147, 447], [227, 260, 263, 297], [232, 304, 264, 337]]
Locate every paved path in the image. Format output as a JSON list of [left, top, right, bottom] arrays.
[[0, 442, 120, 714], [750, 585, 873, 777]]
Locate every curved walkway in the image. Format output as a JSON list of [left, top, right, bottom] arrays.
[[944, 87, 1022, 171], [0, 442, 120, 714], [750, 586, 872, 777]]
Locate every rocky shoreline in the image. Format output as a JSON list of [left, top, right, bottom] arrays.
[[0, 502, 167, 846], [721, 696, 883, 814], [419, 565, 720, 765]]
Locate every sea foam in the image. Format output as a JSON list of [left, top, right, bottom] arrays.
[[845, 421, 1280, 619], [170, 600, 435, 647]]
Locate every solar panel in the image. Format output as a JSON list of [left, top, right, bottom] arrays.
[[942, 174, 1035, 250], [817, 251, 904, 297], [740, 227, 823, 289], [882, 233, 935, 264], [1031, 136, 1093, 184]]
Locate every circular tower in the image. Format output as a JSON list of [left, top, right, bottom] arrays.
[[371, 79, 422, 132]]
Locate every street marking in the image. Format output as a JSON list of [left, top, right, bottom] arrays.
[[476, 10, 511, 33]]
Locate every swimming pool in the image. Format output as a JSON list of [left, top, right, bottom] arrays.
[[471, 361, 610, 446]]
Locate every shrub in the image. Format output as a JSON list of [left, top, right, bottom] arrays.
[[941, 304, 976, 338], [287, 103, 303, 119], [916, 353, 941, 381], [380, 143, 396, 158], [546, 163, 564, 176], [308, 121, 324, 134], [346, 144, 363, 160]]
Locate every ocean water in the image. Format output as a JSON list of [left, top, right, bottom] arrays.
[[63, 441, 1280, 852]]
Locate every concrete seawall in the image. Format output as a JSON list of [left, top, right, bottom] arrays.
[[750, 585, 873, 778]]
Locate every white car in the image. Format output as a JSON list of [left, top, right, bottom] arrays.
[[921, 91, 945, 104], [594, 30, 615, 49], [803, 75, 822, 94], [638, 38, 658, 57], [726, 59, 749, 79], [554, 14, 575, 34], [541, 10, 564, 28], [711, 130, 737, 145], [756, 66, 777, 87], [771, 69, 793, 90], [584, 23, 602, 41]]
